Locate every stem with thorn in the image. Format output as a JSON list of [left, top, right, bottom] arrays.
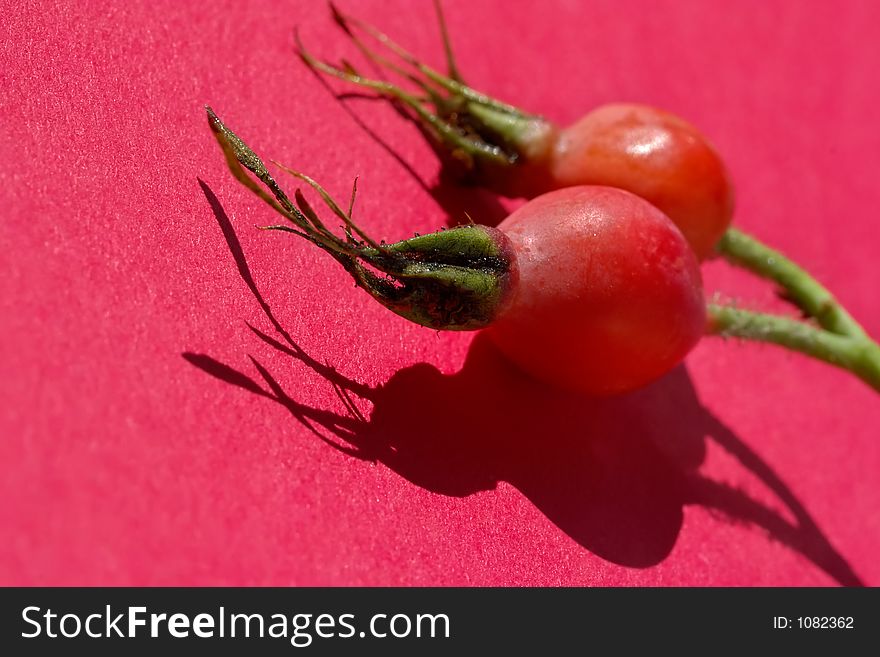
[[709, 229, 880, 391], [707, 304, 880, 392], [716, 228, 868, 340]]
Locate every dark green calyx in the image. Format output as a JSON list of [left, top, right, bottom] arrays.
[[368, 225, 518, 330], [206, 107, 517, 331]]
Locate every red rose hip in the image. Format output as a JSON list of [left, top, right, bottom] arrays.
[[487, 186, 706, 395]]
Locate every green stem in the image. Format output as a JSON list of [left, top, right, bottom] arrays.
[[707, 304, 880, 392], [716, 228, 868, 340]]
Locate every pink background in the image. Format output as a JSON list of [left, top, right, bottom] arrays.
[[2, 0, 879, 585]]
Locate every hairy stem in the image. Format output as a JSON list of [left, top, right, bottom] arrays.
[[707, 304, 880, 392], [717, 228, 868, 340]]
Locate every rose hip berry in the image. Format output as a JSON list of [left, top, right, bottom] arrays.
[[488, 186, 705, 395], [208, 108, 705, 395], [547, 104, 733, 260]]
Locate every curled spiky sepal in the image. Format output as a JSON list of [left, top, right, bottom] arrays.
[[206, 107, 517, 331], [298, 5, 558, 180]]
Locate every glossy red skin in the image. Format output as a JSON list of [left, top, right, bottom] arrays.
[[486, 186, 705, 396], [549, 103, 734, 259], [481, 103, 734, 260]]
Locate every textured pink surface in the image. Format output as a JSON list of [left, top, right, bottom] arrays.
[[2, 0, 879, 585]]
